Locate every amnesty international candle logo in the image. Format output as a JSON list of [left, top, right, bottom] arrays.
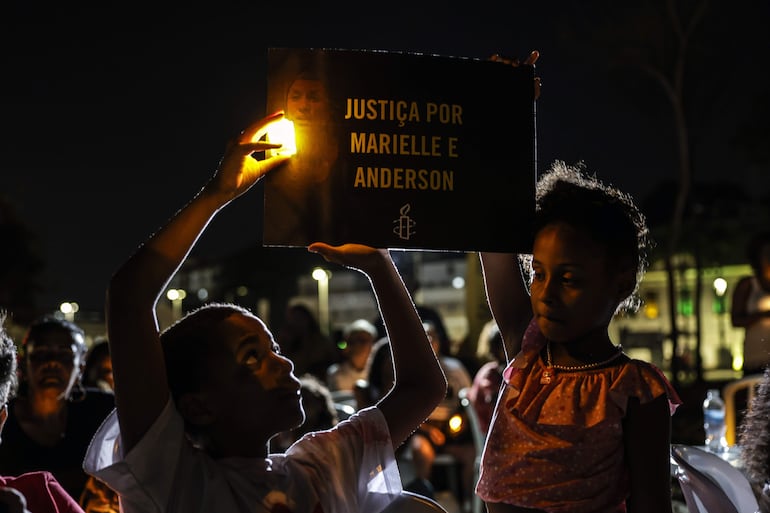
[[263, 48, 536, 252], [393, 204, 417, 241]]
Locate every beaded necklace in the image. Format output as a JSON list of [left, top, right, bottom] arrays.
[[540, 341, 624, 385]]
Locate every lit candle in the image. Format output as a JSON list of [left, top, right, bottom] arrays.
[[264, 118, 296, 156]]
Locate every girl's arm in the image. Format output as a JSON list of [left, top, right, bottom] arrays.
[[479, 252, 532, 362], [309, 244, 447, 449], [107, 113, 289, 452]]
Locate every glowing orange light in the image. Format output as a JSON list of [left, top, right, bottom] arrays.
[[448, 414, 464, 434], [265, 118, 296, 156]]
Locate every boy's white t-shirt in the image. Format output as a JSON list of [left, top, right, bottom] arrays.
[[83, 400, 403, 513]]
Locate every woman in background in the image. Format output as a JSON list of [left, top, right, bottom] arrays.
[[731, 230, 770, 376], [0, 316, 114, 503]]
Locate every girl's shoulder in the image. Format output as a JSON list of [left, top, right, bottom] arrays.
[[611, 358, 682, 415]]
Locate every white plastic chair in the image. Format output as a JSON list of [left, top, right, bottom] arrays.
[[670, 444, 758, 513], [331, 389, 359, 409], [380, 490, 449, 513], [334, 402, 356, 421]]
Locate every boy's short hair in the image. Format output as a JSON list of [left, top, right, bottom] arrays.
[[532, 161, 652, 313], [161, 302, 255, 401]]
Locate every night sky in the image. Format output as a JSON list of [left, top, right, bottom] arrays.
[[2, 2, 768, 313]]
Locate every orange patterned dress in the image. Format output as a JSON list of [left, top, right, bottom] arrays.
[[476, 320, 681, 513]]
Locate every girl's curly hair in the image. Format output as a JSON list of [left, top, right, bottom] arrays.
[[519, 161, 653, 314]]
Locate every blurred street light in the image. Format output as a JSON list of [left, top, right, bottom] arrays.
[[312, 267, 331, 337], [166, 288, 187, 322], [59, 301, 79, 322]]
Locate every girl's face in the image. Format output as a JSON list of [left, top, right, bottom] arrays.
[[529, 222, 626, 343], [24, 330, 84, 401], [203, 313, 304, 440]]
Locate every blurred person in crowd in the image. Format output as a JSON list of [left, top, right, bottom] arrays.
[[0, 310, 85, 513], [424, 320, 473, 425], [731, 230, 770, 376], [82, 338, 113, 392], [270, 373, 339, 453], [0, 316, 115, 505], [467, 320, 505, 434], [277, 303, 337, 382], [423, 319, 475, 507], [79, 340, 119, 513], [357, 337, 437, 499], [359, 327, 474, 508], [372, 273, 451, 353], [326, 318, 377, 394]]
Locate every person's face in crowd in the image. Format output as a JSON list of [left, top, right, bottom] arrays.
[[90, 355, 114, 390], [345, 331, 375, 371], [296, 385, 332, 433], [24, 330, 84, 401], [424, 322, 441, 356], [281, 306, 315, 340], [286, 78, 331, 129], [529, 222, 626, 343], [197, 313, 304, 442]]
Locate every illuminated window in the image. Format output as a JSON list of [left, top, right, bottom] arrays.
[[678, 288, 693, 317]]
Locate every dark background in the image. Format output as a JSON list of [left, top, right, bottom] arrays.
[[2, 1, 768, 314]]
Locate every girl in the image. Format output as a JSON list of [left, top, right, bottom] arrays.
[[477, 161, 681, 513]]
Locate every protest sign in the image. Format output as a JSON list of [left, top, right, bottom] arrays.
[[263, 47, 536, 252]]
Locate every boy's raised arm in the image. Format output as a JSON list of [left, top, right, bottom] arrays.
[[107, 113, 289, 452], [309, 244, 447, 448]]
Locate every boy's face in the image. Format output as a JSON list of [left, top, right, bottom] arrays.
[[529, 222, 625, 343], [202, 313, 304, 437]]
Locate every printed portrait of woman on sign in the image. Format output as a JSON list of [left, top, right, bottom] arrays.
[[264, 57, 347, 247]]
